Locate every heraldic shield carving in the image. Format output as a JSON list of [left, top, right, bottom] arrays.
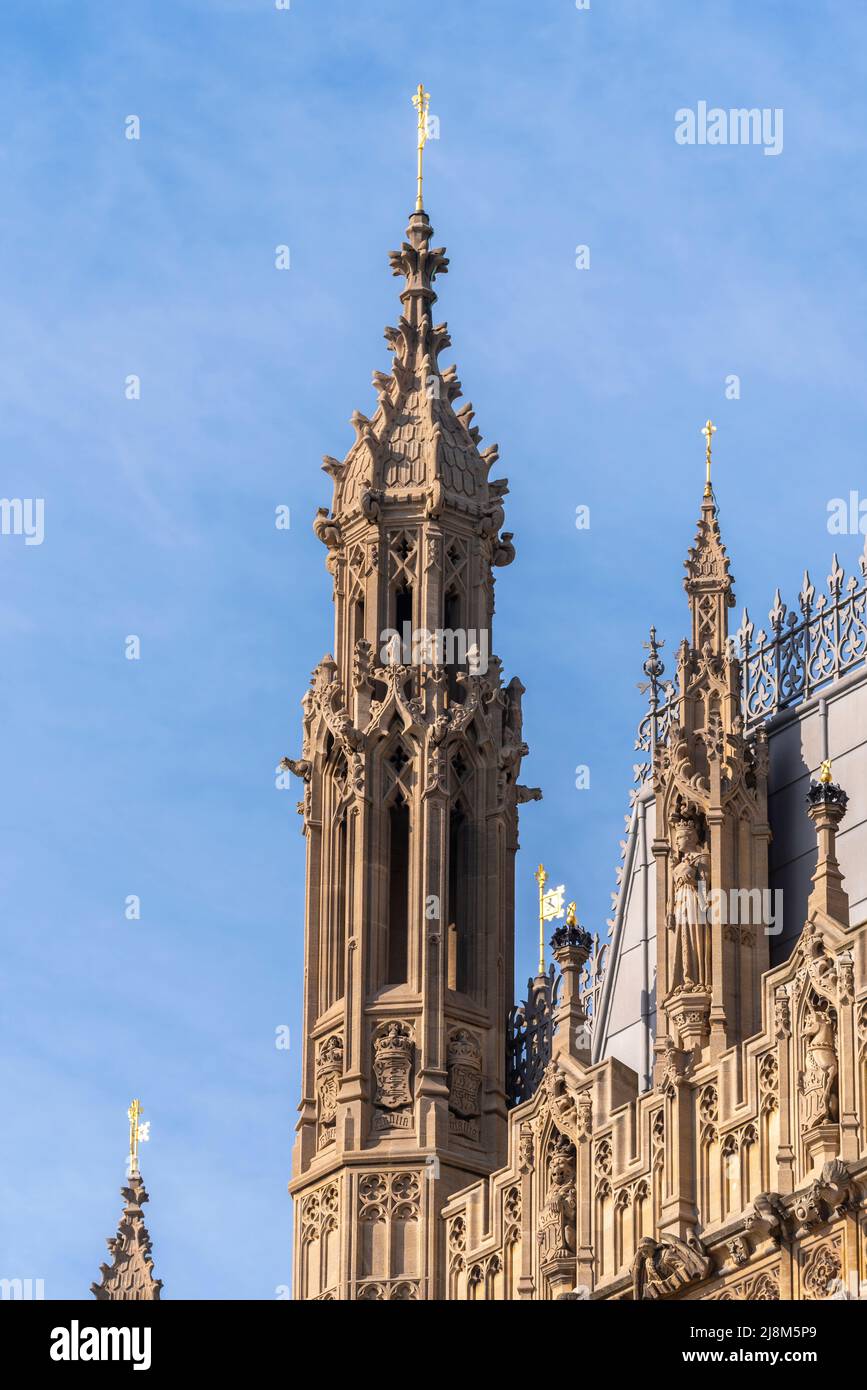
[[372, 1021, 415, 1129], [447, 1029, 483, 1139]]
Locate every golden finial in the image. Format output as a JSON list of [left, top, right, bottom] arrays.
[[701, 419, 717, 497], [411, 83, 431, 211], [128, 1098, 143, 1173], [819, 758, 833, 784], [566, 901, 577, 928], [535, 864, 547, 973]]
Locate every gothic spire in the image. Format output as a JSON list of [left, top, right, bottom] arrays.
[[324, 205, 508, 542], [683, 421, 735, 654], [91, 1101, 162, 1301], [91, 1170, 162, 1301]]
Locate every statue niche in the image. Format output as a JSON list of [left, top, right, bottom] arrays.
[[800, 997, 839, 1132], [668, 803, 711, 994], [538, 1133, 577, 1297]]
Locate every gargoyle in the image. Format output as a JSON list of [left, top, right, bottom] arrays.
[[279, 756, 311, 780], [312, 508, 341, 550], [744, 1190, 788, 1247], [492, 531, 516, 567], [516, 785, 543, 803]]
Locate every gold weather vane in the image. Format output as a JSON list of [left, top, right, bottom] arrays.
[[702, 419, 717, 497], [535, 864, 566, 973], [412, 83, 431, 211]]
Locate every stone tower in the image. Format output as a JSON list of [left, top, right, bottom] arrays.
[[286, 200, 536, 1300]]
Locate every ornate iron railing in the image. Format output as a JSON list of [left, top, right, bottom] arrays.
[[506, 967, 556, 1108], [579, 933, 609, 1030], [505, 936, 608, 1108], [635, 545, 867, 781], [737, 552, 867, 724]]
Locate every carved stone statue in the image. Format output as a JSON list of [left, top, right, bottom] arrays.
[[542, 1060, 580, 1146], [800, 1002, 839, 1130], [668, 811, 711, 992], [631, 1232, 711, 1301], [537, 1137, 577, 1265]]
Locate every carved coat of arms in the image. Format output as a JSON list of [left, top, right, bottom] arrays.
[[447, 1029, 482, 1118], [372, 1021, 414, 1109]]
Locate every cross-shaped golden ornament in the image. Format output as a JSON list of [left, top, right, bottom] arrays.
[[702, 419, 717, 496], [412, 83, 431, 211], [535, 864, 547, 973], [128, 1098, 143, 1168]]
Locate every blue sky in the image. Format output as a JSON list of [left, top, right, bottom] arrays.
[[2, 0, 866, 1299]]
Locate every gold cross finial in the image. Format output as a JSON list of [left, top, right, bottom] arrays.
[[128, 1098, 142, 1169], [701, 419, 717, 496], [819, 758, 833, 784], [412, 83, 431, 211], [535, 864, 547, 973]]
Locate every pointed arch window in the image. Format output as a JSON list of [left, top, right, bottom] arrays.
[[447, 800, 474, 996], [387, 795, 410, 985], [394, 583, 413, 637], [334, 813, 348, 1002], [353, 598, 366, 650], [443, 588, 464, 698]]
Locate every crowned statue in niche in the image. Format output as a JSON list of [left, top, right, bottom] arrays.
[[668, 805, 712, 993], [537, 1135, 577, 1265], [801, 1000, 839, 1132]]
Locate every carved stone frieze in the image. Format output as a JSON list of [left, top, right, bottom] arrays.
[[801, 1240, 842, 1300], [709, 1268, 779, 1301]]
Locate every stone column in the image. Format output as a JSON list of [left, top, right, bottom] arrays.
[[836, 949, 859, 1163], [773, 984, 795, 1195], [551, 920, 592, 1064], [575, 1095, 594, 1292], [517, 1124, 536, 1300], [805, 777, 850, 925]]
